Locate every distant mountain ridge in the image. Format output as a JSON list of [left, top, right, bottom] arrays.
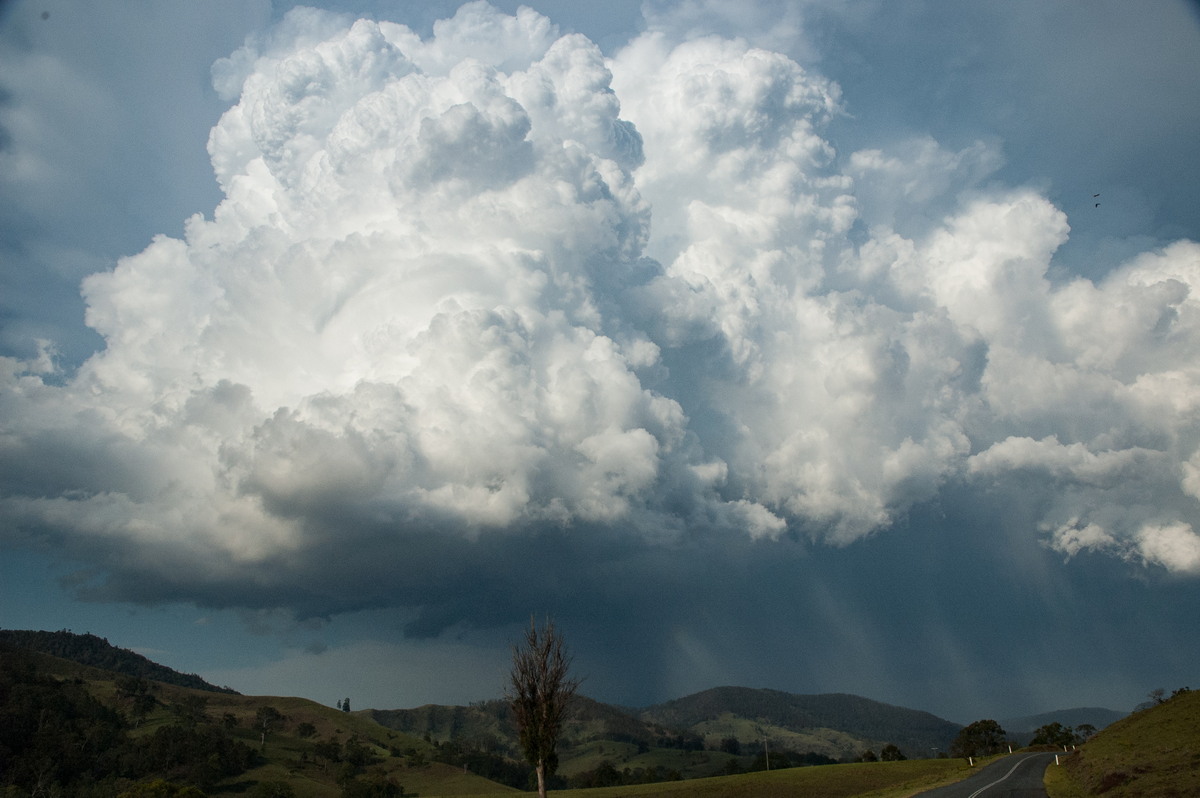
[[1000, 707, 1126, 733], [640, 686, 962, 758], [1000, 706, 1127, 744], [0, 628, 239, 694]]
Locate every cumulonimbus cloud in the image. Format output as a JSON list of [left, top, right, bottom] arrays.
[[2, 2, 1199, 621]]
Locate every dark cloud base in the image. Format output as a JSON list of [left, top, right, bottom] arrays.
[[35, 487, 1197, 721]]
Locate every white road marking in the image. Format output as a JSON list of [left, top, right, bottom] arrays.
[[968, 754, 1041, 797]]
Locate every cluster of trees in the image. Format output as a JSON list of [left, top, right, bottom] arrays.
[[566, 761, 683, 788], [950, 718, 1097, 758], [304, 733, 411, 797], [424, 736, 531, 789], [1029, 721, 1095, 748], [721, 748, 841, 775], [858, 743, 907, 762], [950, 714, 1121, 759], [650, 730, 706, 751], [0, 646, 257, 796], [123, 724, 258, 788]]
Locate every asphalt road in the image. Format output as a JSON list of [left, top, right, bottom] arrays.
[[914, 752, 1059, 798]]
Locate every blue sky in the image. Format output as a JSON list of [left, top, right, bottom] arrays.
[[2, 0, 1199, 726]]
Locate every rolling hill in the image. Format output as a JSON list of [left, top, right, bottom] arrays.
[[370, 685, 963, 780], [1047, 687, 1200, 797], [640, 687, 961, 760], [0, 636, 506, 797], [0, 628, 239, 693]]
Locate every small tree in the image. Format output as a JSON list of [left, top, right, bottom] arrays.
[[313, 738, 342, 773], [117, 677, 157, 727], [950, 719, 1008, 759], [508, 617, 581, 798], [171, 695, 209, 729]]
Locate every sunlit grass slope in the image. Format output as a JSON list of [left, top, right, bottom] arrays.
[[1046, 688, 1200, 797]]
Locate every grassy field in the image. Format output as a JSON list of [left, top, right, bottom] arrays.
[[558, 740, 720, 780], [1045, 689, 1200, 798], [458, 758, 979, 798]]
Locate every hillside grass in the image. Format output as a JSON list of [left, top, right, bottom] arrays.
[[1045, 689, 1200, 798], [688, 711, 872, 761]]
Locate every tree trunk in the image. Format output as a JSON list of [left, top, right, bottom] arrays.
[[536, 759, 547, 798]]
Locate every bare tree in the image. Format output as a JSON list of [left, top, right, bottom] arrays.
[[508, 617, 581, 798], [256, 705, 283, 749]]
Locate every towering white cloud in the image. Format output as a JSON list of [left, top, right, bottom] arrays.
[[1, 1, 1198, 626]]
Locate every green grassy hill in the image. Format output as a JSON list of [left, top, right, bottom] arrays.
[[1045, 688, 1200, 797]]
